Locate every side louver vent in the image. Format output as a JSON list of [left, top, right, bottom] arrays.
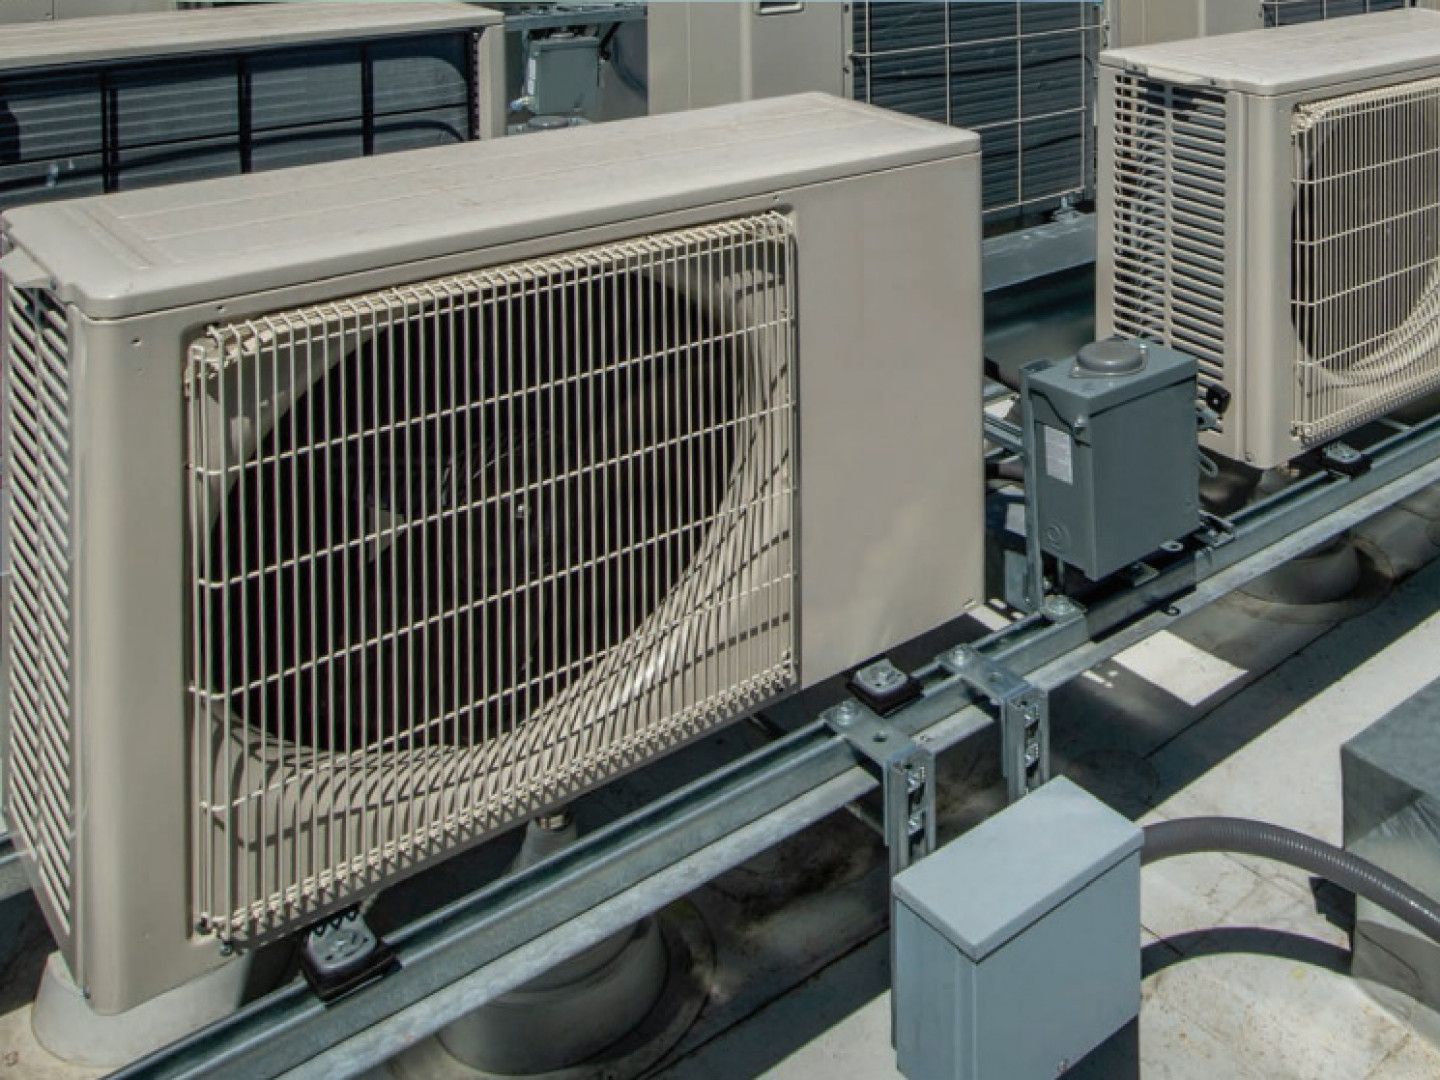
[[1108, 73, 1230, 407], [187, 213, 800, 941], [1291, 76, 1440, 442], [3, 280, 74, 940]]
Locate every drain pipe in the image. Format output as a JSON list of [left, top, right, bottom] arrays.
[[1144, 817, 1440, 945]]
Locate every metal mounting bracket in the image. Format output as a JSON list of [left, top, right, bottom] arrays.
[[940, 646, 1050, 801], [823, 700, 936, 877]]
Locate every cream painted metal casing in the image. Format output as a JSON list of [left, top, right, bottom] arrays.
[[1109, 0, 1424, 47], [0, 94, 984, 1012], [0, 0, 176, 24], [1108, 0, 1264, 45], [647, 2, 848, 114], [1098, 9, 1440, 467]]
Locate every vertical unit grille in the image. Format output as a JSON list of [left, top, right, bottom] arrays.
[[1291, 77, 1440, 442], [852, 1, 1105, 219], [1109, 74, 1230, 403], [1262, 0, 1409, 28], [187, 213, 799, 941], [2, 281, 74, 936]]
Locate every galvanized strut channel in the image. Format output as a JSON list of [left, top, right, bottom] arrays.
[[109, 408, 1440, 1079]]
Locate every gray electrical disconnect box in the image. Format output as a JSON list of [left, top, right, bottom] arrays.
[[522, 33, 601, 117], [892, 777, 1142, 1080], [1343, 678, 1440, 1036], [1024, 340, 1199, 581]]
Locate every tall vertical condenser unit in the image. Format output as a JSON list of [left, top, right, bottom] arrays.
[[1098, 8, 1440, 466], [0, 93, 986, 1012]]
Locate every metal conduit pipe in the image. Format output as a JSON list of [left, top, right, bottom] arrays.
[[1143, 817, 1440, 947]]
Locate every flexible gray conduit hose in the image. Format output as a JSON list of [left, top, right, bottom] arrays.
[[1143, 817, 1440, 945]]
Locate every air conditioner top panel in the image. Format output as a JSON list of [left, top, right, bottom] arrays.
[[0, 93, 979, 321], [0, 2, 501, 73], [1100, 8, 1440, 96]]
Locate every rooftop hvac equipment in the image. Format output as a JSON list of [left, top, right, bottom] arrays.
[[1111, 0, 1417, 46], [1097, 8, 1440, 468], [0, 93, 985, 1013], [0, 1, 177, 25], [648, 2, 1104, 222], [0, 3, 505, 209]]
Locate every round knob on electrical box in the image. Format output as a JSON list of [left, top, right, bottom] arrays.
[[1076, 339, 1147, 376]]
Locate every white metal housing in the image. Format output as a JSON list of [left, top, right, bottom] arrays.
[[0, 94, 985, 1012], [1098, 9, 1440, 466]]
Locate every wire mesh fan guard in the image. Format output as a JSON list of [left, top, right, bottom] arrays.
[[1292, 77, 1440, 441], [186, 213, 799, 941]]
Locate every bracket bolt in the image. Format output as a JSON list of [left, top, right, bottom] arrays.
[[1042, 595, 1082, 621], [832, 701, 859, 726], [907, 813, 926, 836], [855, 659, 906, 694], [1025, 739, 1042, 768]]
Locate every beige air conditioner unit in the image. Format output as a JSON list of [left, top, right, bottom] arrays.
[[648, 2, 1104, 222], [0, 93, 984, 1012], [1097, 8, 1440, 467], [1109, 0, 1418, 46]]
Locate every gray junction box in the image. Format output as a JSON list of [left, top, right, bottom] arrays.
[[1024, 340, 1200, 581], [1343, 677, 1440, 1038], [892, 777, 1143, 1080]]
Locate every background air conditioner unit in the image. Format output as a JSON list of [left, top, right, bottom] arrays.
[[0, 0, 178, 24], [1097, 8, 1440, 467], [0, 93, 985, 1013], [1110, 0, 1424, 47], [648, 1, 1104, 223], [0, 2, 505, 208]]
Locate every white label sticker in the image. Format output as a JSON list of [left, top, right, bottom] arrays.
[[1043, 425, 1074, 486]]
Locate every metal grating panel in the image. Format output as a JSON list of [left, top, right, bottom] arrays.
[[2, 280, 74, 936], [1292, 77, 1440, 443], [188, 213, 799, 941], [852, 1, 1105, 219], [0, 30, 483, 209], [1109, 74, 1230, 408], [1263, 0, 1409, 27]]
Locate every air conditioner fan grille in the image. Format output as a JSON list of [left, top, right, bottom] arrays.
[[1292, 76, 1440, 442], [187, 213, 799, 941]]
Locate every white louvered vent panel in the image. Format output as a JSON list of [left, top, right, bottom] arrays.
[[188, 214, 799, 942], [1110, 75, 1230, 410], [3, 281, 75, 938], [1292, 78, 1440, 443]]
